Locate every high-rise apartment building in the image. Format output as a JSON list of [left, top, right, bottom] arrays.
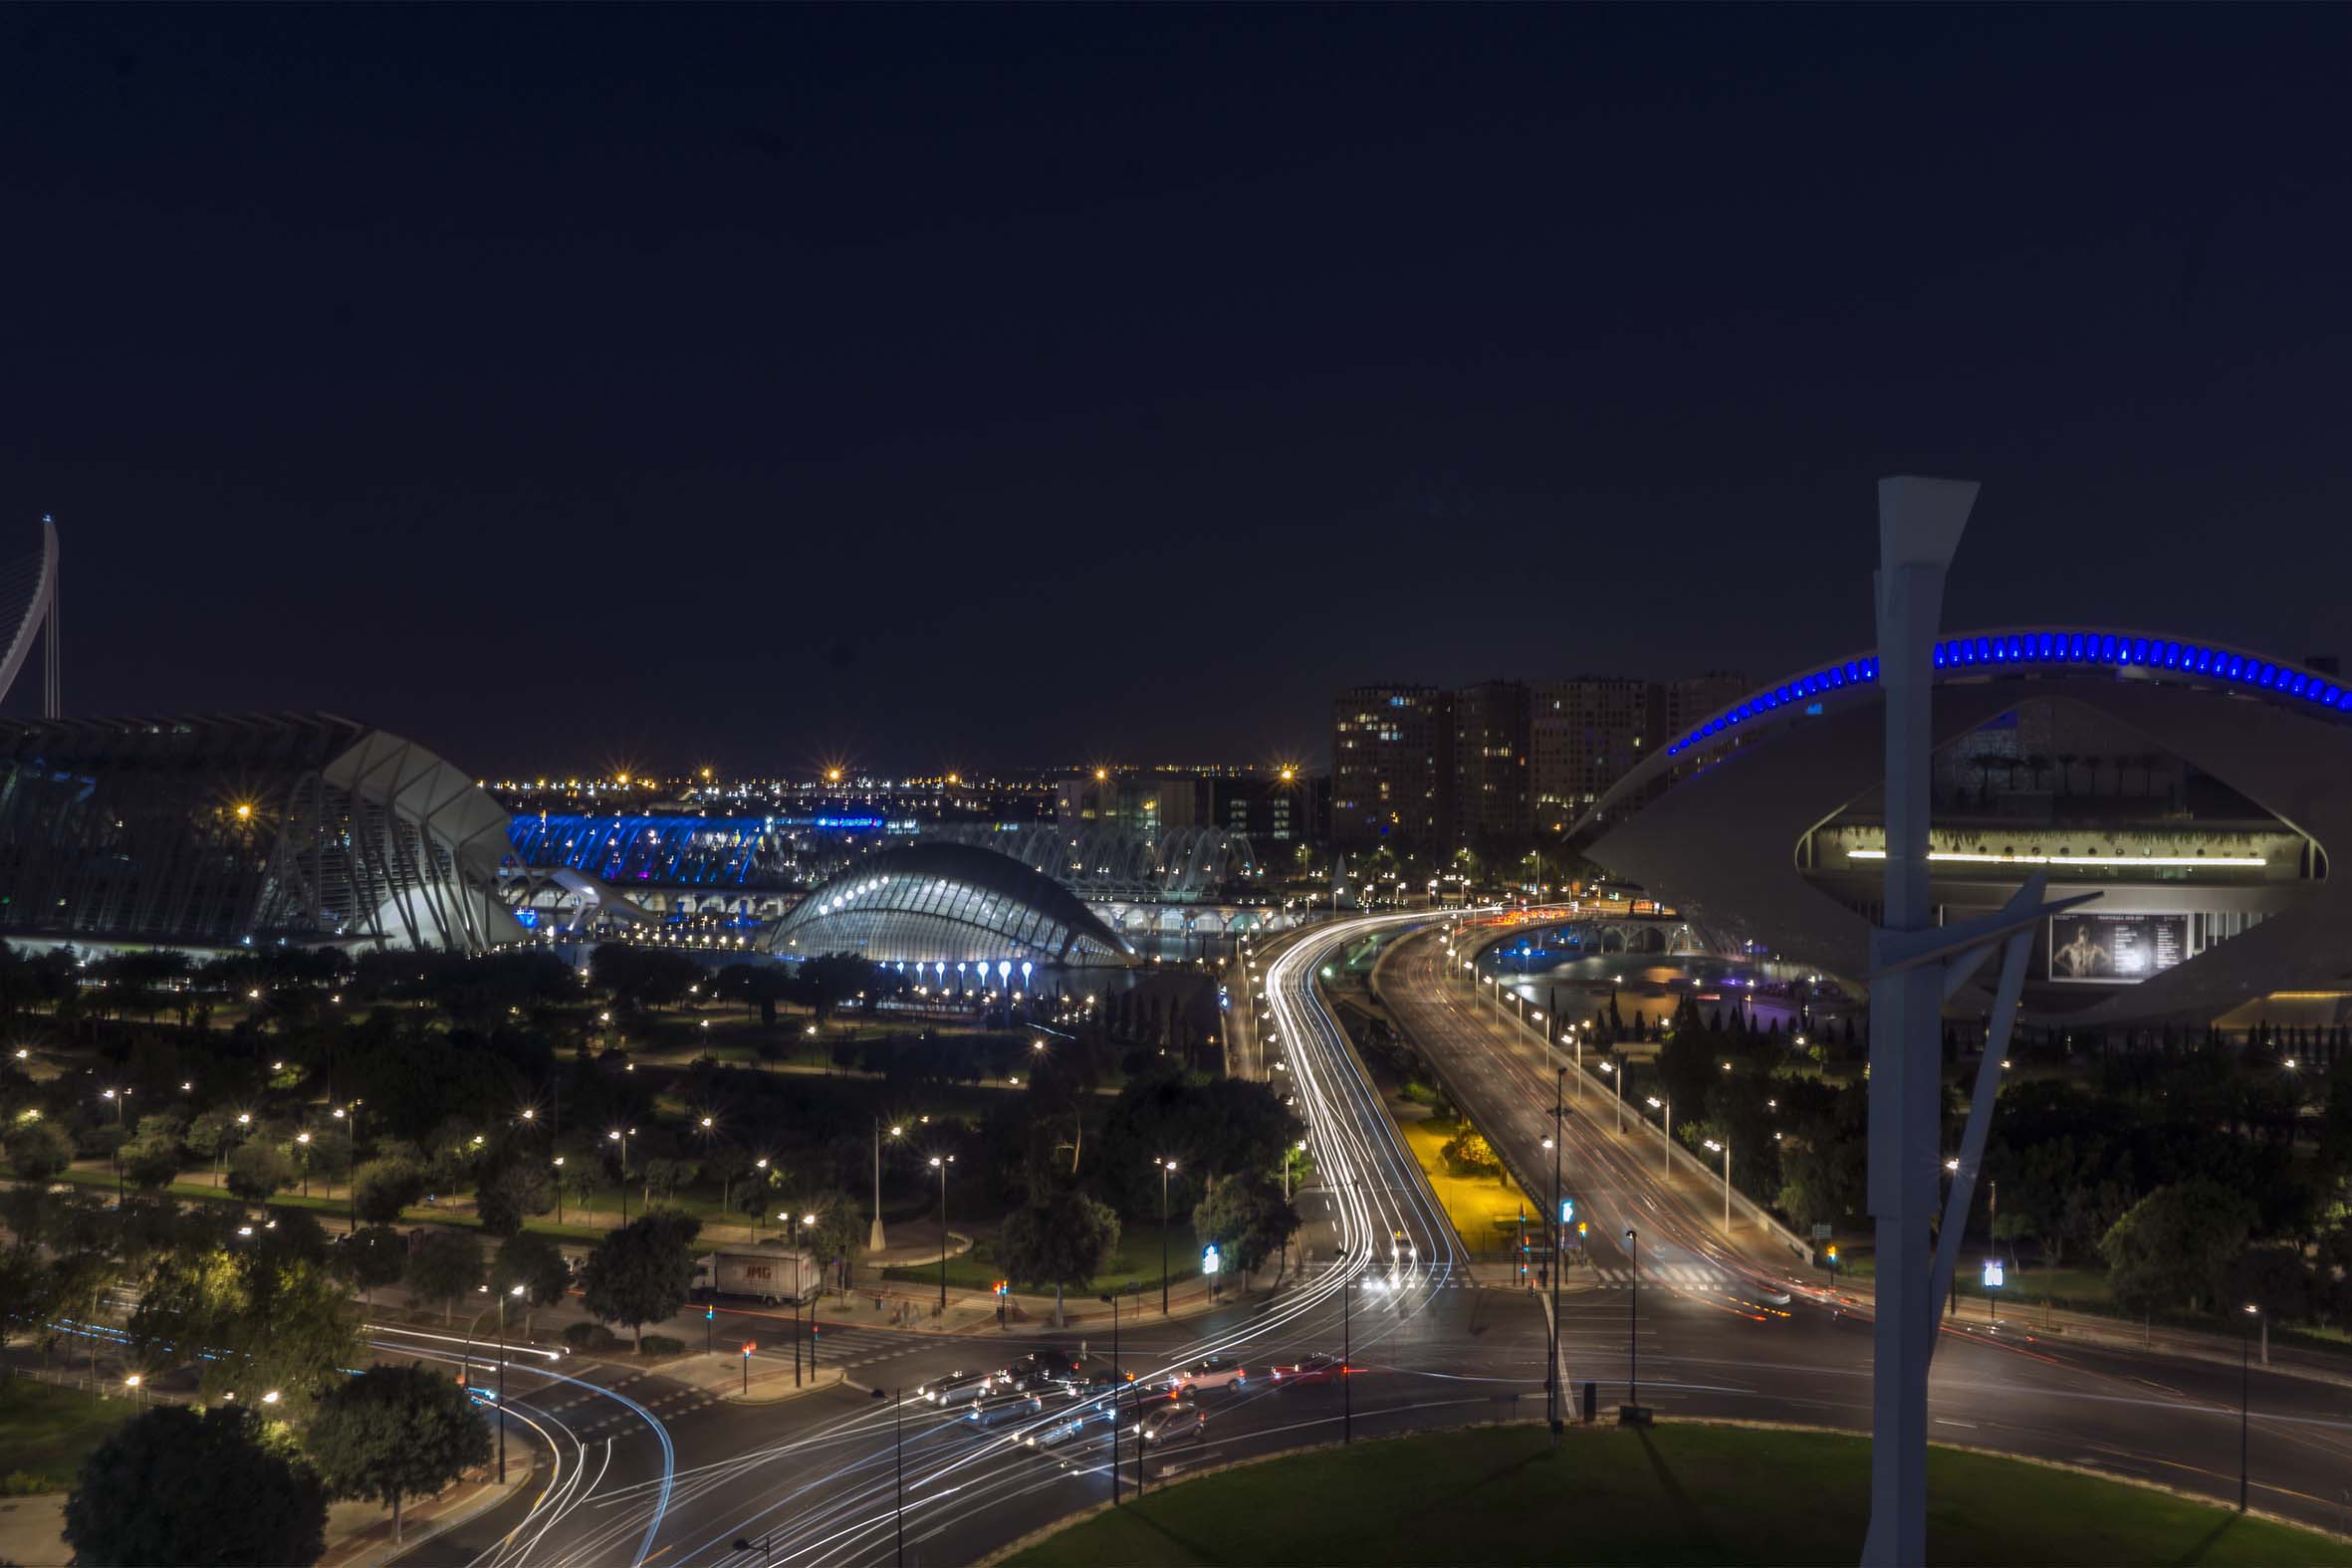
[[1452, 680, 1532, 846], [1660, 671, 1751, 742], [1331, 685, 1453, 848], [1532, 677, 1654, 831]]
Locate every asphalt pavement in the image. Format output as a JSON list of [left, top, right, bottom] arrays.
[[1383, 917, 2352, 1538]]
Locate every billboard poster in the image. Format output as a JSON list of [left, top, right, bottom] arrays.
[[2046, 913, 2188, 984]]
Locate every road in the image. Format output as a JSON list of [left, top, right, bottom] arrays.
[[1382, 914, 2352, 1537], [395, 913, 1556, 1568]]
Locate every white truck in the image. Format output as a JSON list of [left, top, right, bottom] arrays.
[[693, 1243, 819, 1304]]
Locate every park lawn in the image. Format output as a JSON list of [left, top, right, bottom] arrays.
[[1006, 1422, 2352, 1567], [0, 1380, 136, 1493], [881, 1221, 1204, 1296], [1396, 1114, 1542, 1257]]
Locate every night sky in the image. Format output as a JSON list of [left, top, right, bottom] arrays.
[[8, 7, 2350, 778]]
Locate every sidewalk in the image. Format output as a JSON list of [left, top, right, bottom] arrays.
[[319, 1451, 538, 1568]]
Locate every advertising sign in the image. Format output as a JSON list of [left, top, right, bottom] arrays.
[[2047, 913, 2188, 984]]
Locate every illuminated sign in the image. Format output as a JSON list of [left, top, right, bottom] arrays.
[[2047, 913, 2188, 985], [1201, 1244, 1222, 1276], [1981, 1259, 2004, 1289]]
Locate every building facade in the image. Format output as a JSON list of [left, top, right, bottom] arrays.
[[1451, 681, 1532, 846], [0, 714, 520, 954], [1532, 677, 1655, 831], [1330, 685, 1453, 849]]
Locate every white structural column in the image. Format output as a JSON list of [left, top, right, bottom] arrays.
[[1863, 477, 1979, 1568]]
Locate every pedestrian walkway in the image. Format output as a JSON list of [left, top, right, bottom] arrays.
[[1586, 1263, 1733, 1289]]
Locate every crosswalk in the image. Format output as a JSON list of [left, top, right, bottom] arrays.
[[1586, 1264, 1731, 1289]]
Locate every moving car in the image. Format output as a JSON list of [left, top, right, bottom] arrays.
[[1022, 1412, 1100, 1452], [916, 1369, 993, 1404], [1136, 1401, 1207, 1446], [1270, 1353, 1350, 1386], [997, 1350, 1084, 1391], [964, 1390, 1046, 1428], [1165, 1355, 1248, 1397]]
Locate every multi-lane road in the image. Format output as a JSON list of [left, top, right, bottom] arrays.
[[380, 910, 2352, 1566], [1382, 913, 2352, 1536], [396, 914, 1551, 1568]]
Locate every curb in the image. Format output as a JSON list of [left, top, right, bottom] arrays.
[[972, 1414, 2352, 1565], [334, 1448, 541, 1568]]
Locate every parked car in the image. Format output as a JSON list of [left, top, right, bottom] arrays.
[[916, 1369, 993, 1404], [1136, 1401, 1207, 1446], [1165, 1355, 1248, 1397], [1270, 1353, 1350, 1386]]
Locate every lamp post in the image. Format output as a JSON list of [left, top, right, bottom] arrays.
[[552, 1157, 565, 1224], [1704, 1138, 1732, 1233], [929, 1155, 954, 1313], [1342, 1250, 1353, 1445], [333, 1101, 361, 1233], [496, 1282, 523, 1481], [609, 1128, 634, 1224], [1647, 1096, 1671, 1178], [1548, 1067, 1564, 1440], [1625, 1227, 1641, 1413], [870, 1119, 894, 1253], [2240, 1302, 2257, 1511], [1602, 1058, 1622, 1133], [1100, 1289, 1124, 1504], [1155, 1159, 1177, 1314]]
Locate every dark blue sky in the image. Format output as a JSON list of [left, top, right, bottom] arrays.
[[6, 7, 2349, 777]]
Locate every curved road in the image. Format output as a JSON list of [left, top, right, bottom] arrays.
[[1384, 913, 2352, 1537]]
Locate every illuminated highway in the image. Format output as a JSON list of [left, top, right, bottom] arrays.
[[1382, 913, 2352, 1535], [409, 912, 1543, 1568]]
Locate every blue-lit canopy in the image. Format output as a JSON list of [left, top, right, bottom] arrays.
[[1661, 628, 2352, 764], [762, 842, 1134, 968]]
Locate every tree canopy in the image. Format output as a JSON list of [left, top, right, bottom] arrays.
[[64, 1404, 328, 1568], [309, 1363, 491, 1544], [582, 1210, 701, 1349]]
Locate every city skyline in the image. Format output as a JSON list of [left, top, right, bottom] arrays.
[[8, 8, 2352, 774]]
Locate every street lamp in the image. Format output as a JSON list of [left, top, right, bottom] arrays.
[[1646, 1096, 1670, 1178], [1600, 1057, 1622, 1132], [1155, 1159, 1178, 1313], [1703, 1139, 1732, 1233], [928, 1155, 954, 1313], [1546, 1067, 1565, 1440], [551, 1156, 565, 1224], [609, 1128, 635, 1223], [296, 1131, 312, 1198], [332, 1101, 362, 1232], [1624, 1226, 1642, 1419], [2240, 1302, 2258, 1511]]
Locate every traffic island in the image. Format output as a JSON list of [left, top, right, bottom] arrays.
[[992, 1421, 2352, 1566]]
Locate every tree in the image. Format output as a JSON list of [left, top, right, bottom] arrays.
[[581, 1210, 700, 1350], [121, 1135, 183, 1192], [494, 1231, 571, 1335], [130, 1246, 355, 1412], [475, 1154, 553, 1237], [353, 1155, 429, 1224], [407, 1229, 484, 1326], [1440, 1126, 1502, 1178], [2099, 1180, 2256, 1318], [996, 1189, 1120, 1326], [343, 1226, 409, 1305], [65, 1404, 328, 1567], [5, 1117, 73, 1181], [0, 1240, 56, 1347], [1190, 1176, 1299, 1291], [227, 1139, 295, 1201], [308, 1363, 490, 1545]]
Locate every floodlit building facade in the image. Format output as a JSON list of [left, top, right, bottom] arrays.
[[761, 841, 1136, 968], [0, 714, 522, 954]]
